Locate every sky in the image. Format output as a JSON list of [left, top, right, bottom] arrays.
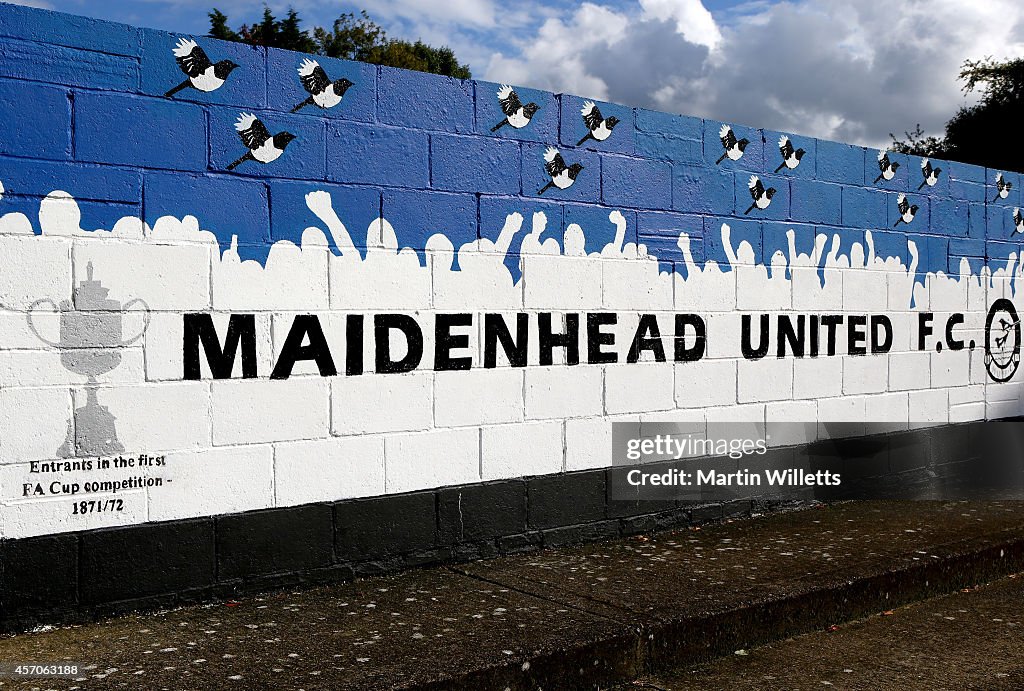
[[12, 0, 1024, 148]]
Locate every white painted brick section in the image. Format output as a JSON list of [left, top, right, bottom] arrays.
[[275, 436, 385, 505], [331, 372, 432, 435], [0, 387, 73, 463], [73, 240, 211, 311], [212, 378, 330, 445], [525, 366, 603, 419], [148, 445, 274, 522], [675, 359, 736, 408], [385, 428, 479, 493], [0, 236, 72, 310], [434, 368, 523, 426], [76, 382, 211, 452], [481, 421, 563, 480], [605, 362, 675, 414]]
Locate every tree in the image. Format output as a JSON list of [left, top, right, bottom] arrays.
[[891, 57, 1024, 170], [207, 7, 471, 79]]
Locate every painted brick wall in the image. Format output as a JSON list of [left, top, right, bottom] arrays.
[[1, 2, 1023, 540]]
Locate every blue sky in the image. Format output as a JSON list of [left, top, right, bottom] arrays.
[[13, 0, 1024, 147]]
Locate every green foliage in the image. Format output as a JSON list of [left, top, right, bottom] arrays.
[[207, 7, 471, 79], [892, 57, 1024, 171]]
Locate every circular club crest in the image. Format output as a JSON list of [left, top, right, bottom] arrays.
[[985, 298, 1021, 383]]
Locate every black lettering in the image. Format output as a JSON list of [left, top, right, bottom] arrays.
[[271, 314, 337, 379], [674, 314, 706, 362], [483, 313, 528, 368], [627, 314, 666, 363], [434, 314, 473, 371], [848, 315, 867, 356], [777, 314, 805, 358], [183, 313, 257, 379], [871, 315, 893, 354], [375, 314, 424, 374], [741, 314, 770, 360], [587, 313, 618, 364], [539, 313, 579, 366]]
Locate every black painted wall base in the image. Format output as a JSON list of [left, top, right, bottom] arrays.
[[0, 420, 1003, 633]]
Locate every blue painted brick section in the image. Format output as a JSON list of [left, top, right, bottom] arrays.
[[564, 204, 637, 254], [673, 164, 733, 215], [736, 173, 788, 220], [987, 240, 1023, 266], [635, 109, 702, 139], [1, 195, 138, 232], [949, 179, 986, 203], [947, 160, 987, 184], [383, 190, 477, 253], [431, 134, 520, 195], [475, 81, 557, 143], [0, 3, 141, 56], [0, 159, 140, 203], [704, 216, 760, 266], [378, 67, 473, 133], [949, 239, 985, 259], [704, 121, 761, 170], [637, 210, 701, 262], [522, 144, 599, 202], [762, 221, 815, 263], [268, 181, 379, 251], [145, 173, 269, 255], [869, 230, 910, 266], [789, 179, 840, 224], [479, 196, 563, 251], [326, 122, 429, 188], [968, 203, 986, 239], [140, 30, 266, 108], [635, 133, 702, 164], [602, 155, 671, 210], [266, 49, 376, 123], [0, 80, 69, 159], [0, 38, 138, 91], [841, 186, 887, 229], [907, 234, 948, 275], [74, 92, 206, 171], [816, 140, 864, 185], [765, 131, 815, 179], [560, 95, 634, 154], [210, 108, 326, 181], [986, 203, 1018, 239], [929, 197, 968, 237]]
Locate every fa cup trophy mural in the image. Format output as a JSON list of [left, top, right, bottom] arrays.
[[27, 262, 150, 457]]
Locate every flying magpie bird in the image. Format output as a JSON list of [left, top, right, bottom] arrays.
[[491, 85, 540, 132], [576, 101, 620, 146], [745, 175, 776, 214], [774, 135, 805, 172], [917, 158, 941, 190], [1014, 208, 1024, 235], [874, 151, 900, 183], [227, 113, 297, 171], [893, 193, 918, 227], [716, 125, 749, 164], [994, 173, 1013, 201], [537, 147, 584, 195], [291, 59, 353, 113], [164, 38, 239, 99]]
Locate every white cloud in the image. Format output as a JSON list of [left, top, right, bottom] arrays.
[[484, 0, 1024, 147]]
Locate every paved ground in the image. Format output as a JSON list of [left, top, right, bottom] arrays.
[[620, 573, 1024, 690], [1, 501, 1023, 690]]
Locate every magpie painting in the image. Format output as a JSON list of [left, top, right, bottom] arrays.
[[745, 175, 776, 214], [164, 38, 238, 98], [774, 135, 805, 173], [995, 172, 1013, 201], [491, 85, 540, 132], [227, 113, 297, 170], [577, 101, 619, 146], [874, 151, 900, 183], [538, 147, 584, 195], [291, 59, 353, 113], [716, 125, 749, 164], [918, 158, 941, 190], [893, 193, 918, 227], [1014, 208, 1024, 235]]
